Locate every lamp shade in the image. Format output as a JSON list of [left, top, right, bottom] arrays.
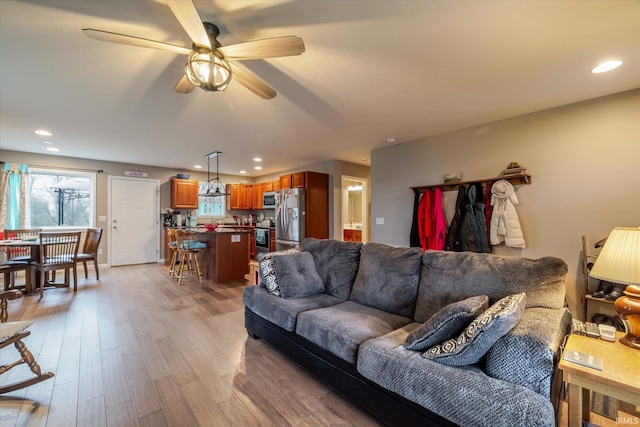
[[589, 227, 640, 285]]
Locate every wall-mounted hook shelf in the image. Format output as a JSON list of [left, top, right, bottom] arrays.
[[411, 174, 531, 193]]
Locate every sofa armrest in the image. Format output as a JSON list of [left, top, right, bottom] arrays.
[[485, 307, 571, 397]]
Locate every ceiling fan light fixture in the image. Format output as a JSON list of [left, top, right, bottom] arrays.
[[185, 50, 232, 92]]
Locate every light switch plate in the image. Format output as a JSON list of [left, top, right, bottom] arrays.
[[376, 217, 384, 225], [98, 215, 107, 222]]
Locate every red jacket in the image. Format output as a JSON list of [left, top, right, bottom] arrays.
[[417, 189, 433, 251]]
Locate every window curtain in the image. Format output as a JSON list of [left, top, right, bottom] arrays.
[[0, 163, 30, 230]]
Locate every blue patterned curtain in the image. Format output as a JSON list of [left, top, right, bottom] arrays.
[[0, 163, 30, 229]]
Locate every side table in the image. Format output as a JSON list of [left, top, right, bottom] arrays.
[[558, 332, 640, 427]]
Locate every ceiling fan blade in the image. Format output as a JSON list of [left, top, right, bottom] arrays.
[[82, 29, 192, 55], [174, 74, 196, 94], [229, 62, 277, 99], [218, 36, 305, 60], [166, 0, 211, 49]]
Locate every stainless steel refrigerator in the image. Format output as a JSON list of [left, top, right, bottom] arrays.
[[275, 188, 306, 251]]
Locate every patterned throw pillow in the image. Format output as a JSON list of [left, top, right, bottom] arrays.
[[256, 249, 299, 296], [404, 295, 489, 351], [422, 292, 526, 366]]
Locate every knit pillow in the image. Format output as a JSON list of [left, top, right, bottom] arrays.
[[256, 249, 299, 296], [422, 293, 526, 366], [272, 252, 325, 299], [404, 295, 489, 351]]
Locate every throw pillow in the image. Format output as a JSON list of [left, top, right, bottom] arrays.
[[422, 292, 526, 366], [256, 249, 298, 296], [272, 251, 325, 299], [404, 295, 489, 351]]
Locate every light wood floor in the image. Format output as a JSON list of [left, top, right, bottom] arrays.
[[1, 264, 636, 427], [1, 264, 381, 427]]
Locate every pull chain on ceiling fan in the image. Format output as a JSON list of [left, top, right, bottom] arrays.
[[200, 151, 230, 198], [82, 0, 304, 99]]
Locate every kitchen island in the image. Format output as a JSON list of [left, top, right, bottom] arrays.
[[166, 227, 251, 284]]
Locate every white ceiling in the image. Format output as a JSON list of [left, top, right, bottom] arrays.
[[1, 0, 639, 177]]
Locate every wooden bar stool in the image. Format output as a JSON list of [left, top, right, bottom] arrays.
[[174, 230, 206, 285], [166, 228, 178, 278]]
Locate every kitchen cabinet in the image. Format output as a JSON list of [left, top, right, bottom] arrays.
[[343, 229, 362, 242], [171, 178, 199, 209], [280, 174, 292, 189], [249, 229, 256, 259], [301, 171, 329, 239], [291, 172, 305, 188], [241, 184, 252, 210], [226, 183, 241, 210], [253, 183, 264, 209], [279, 172, 305, 189], [273, 179, 281, 190], [264, 181, 273, 192]]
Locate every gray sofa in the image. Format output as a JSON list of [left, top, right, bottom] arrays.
[[243, 238, 571, 427]]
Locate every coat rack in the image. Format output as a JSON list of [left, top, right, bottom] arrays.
[[410, 174, 531, 193]]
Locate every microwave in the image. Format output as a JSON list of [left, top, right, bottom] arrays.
[[262, 191, 277, 209]]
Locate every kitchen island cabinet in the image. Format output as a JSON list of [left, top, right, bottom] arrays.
[[193, 228, 250, 283]]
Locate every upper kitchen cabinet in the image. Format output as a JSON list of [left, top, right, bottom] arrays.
[[279, 172, 305, 189], [226, 183, 241, 210], [171, 178, 199, 209]]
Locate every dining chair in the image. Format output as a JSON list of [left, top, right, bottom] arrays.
[[174, 230, 206, 285], [0, 262, 31, 292], [31, 231, 81, 298], [4, 229, 42, 262], [75, 228, 103, 280], [3, 228, 41, 289], [0, 289, 54, 394]]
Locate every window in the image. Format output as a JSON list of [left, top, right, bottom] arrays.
[[197, 182, 226, 218], [29, 169, 95, 227]]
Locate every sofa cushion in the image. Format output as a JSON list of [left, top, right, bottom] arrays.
[[272, 251, 325, 299], [296, 300, 412, 364], [404, 295, 489, 351], [357, 324, 557, 427], [242, 285, 342, 332], [302, 237, 362, 300], [350, 243, 423, 317], [414, 251, 567, 322], [485, 307, 571, 397], [256, 249, 298, 296], [423, 293, 526, 366]]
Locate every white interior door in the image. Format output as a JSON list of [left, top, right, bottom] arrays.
[[110, 177, 159, 266]]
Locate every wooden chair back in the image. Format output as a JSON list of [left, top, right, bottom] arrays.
[[4, 228, 41, 260], [82, 228, 103, 255], [38, 232, 81, 273]]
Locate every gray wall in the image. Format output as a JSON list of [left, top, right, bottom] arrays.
[[370, 88, 640, 319]]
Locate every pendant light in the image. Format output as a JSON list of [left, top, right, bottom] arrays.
[[199, 151, 230, 197]]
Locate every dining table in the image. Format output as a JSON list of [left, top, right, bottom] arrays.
[[0, 238, 40, 293]]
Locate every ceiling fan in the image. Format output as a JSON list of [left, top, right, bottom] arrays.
[[82, 0, 305, 99]]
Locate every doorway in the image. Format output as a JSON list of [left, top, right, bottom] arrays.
[[341, 176, 368, 243], [109, 176, 160, 266]]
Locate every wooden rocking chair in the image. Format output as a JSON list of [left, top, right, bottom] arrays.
[[0, 290, 54, 394]]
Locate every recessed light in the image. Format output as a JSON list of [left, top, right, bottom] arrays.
[[194, 165, 202, 169], [43, 141, 54, 144], [46, 147, 59, 152], [591, 60, 622, 74], [254, 166, 262, 170], [253, 157, 262, 162], [239, 170, 247, 174], [35, 129, 52, 136]]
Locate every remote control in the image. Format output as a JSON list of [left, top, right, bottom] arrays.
[[584, 322, 600, 338], [571, 319, 586, 335], [598, 324, 616, 342]]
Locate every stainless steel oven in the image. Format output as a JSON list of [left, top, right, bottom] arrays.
[[255, 228, 271, 254]]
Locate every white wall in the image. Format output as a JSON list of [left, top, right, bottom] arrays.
[[370, 89, 640, 319]]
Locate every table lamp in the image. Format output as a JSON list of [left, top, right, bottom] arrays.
[[589, 227, 640, 349]]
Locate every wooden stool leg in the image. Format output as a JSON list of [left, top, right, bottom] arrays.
[[193, 252, 203, 283]]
